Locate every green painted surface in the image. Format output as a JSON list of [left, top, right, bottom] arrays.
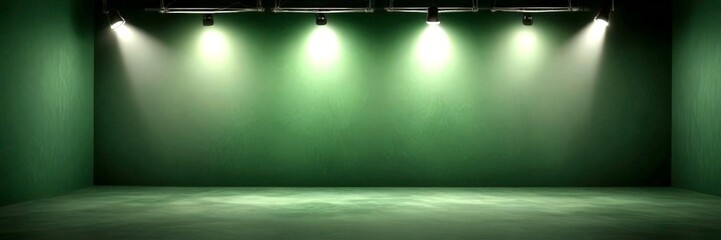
[[0, 1, 94, 206], [672, 0, 721, 196], [0, 187, 720, 239], [95, 1, 671, 186]]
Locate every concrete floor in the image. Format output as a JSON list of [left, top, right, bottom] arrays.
[[0, 187, 720, 240]]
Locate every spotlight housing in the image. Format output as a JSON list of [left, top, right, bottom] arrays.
[[426, 7, 440, 25], [522, 14, 533, 26], [108, 9, 126, 30], [203, 14, 214, 26], [316, 13, 327, 26], [594, 7, 611, 27]]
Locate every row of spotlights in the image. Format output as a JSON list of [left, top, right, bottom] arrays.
[[107, 7, 612, 29], [520, 6, 611, 27], [428, 7, 609, 27]]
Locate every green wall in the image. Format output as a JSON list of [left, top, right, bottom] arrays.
[[95, 1, 671, 186], [673, 0, 721, 196], [0, 1, 94, 206]]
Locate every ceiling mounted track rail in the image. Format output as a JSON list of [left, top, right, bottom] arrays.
[[134, 0, 615, 14], [384, 0, 614, 13], [272, 0, 374, 13], [491, 0, 582, 13], [146, 0, 265, 14], [386, 0, 480, 13]]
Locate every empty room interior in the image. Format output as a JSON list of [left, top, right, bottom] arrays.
[[1, 0, 720, 239]]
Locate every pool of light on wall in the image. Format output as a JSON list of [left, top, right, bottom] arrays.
[[558, 20, 609, 83], [199, 28, 229, 59], [112, 24, 170, 86], [500, 26, 545, 82], [415, 25, 452, 69], [513, 28, 538, 53], [193, 26, 243, 84], [306, 25, 340, 67]]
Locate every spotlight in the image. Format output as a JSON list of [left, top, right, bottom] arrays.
[[594, 7, 611, 27], [426, 7, 440, 25], [203, 14, 214, 26], [316, 13, 327, 26], [522, 14, 533, 26], [108, 9, 126, 30]]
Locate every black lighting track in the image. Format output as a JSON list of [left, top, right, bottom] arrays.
[[103, 0, 614, 27], [102, 0, 614, 14], [386, 0, 479, 13], [274, 0, 374, 13], [151, 0, 264, 13], [104, 0, 615, 29]]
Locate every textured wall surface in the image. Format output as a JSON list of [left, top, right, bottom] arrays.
[[0, 1, 94, 206], [673, 0, 721, 196], [95, 1, 671, 186]]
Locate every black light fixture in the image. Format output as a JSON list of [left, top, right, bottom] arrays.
[[594, 7, 611, 26], [316, 13, 327, 26], [522, 14, 533, 26], [108, 9, 126, 30], [426, 6, 440, 25], [203, 14, 214, 26]]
